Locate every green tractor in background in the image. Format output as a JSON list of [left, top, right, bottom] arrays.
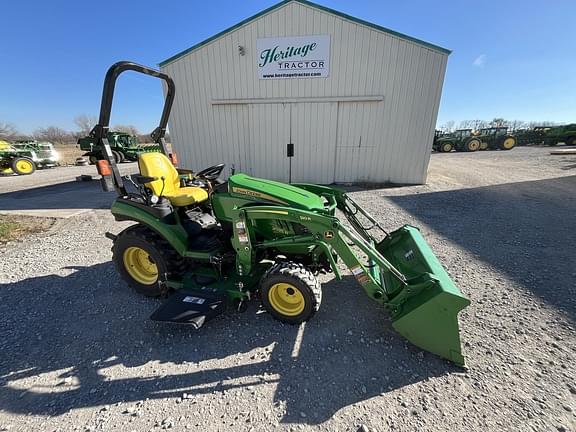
[[433, 129, 481, 153], [543, 124, 576, 146], [12, 140, 61, 167], [0, 140, 37, 175], [93, 62, 470, 366], [476, 127, 516, 151], [78, 131, 161, 164]]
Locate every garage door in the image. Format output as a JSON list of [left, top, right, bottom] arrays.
[[247, 102, 338, 183]]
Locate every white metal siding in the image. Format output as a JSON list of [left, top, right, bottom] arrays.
[[161, 1, 448, 184]]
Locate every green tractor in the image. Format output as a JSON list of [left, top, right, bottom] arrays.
[[543, 124, 576, 146], [12, 140, 61, 167], [94, 62, 470, 366], [433, 129, 481, 153], [476, 127, 516, 151], [78, 131, 161, 164], [0, 141, 37, 175]]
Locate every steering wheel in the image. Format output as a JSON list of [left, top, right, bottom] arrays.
[[196, 163, 225, 181]]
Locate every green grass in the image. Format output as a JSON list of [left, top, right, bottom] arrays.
[[0, 220, 20, 242]]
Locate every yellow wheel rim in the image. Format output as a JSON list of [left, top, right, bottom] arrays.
[[480, 141, 488, 150], [442, 143, 452, 152], [15, 159, 34, 174], [468, 140, 480, 151], [123, 246, 158, 285], [268, 283, 305, 317], [503, 138, 515, 149]]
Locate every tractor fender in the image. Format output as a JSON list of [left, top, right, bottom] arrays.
[[110, 199, 189, 256]]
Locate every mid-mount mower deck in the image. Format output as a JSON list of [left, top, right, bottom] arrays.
[[93, 62, 470, 366]]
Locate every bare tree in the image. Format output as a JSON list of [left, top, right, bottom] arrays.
[[74, 114, 97, 135], [0, 121, 18, 140], [113, 124, 139, 136], [508, 119, 526, 131], [440, 120, 455, 132], [34, 126, 73, 144], [491, 118, 509, 128], [458, 120, 475, 129]]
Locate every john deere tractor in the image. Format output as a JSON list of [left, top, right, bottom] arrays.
[[476, 127, 516, 151], [0, 141, 37, 175], [433, 129, 481, 153], [94, 62, 470, 365]]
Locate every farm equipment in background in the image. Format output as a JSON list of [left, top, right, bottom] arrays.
[[93, 61, 470, 366], [78, 131, 161, 164], [0, 142, 37, 175], [12, 140, 61, 167], [543, 124, 576, 146], [433, 129, 481, 153], [476, 127, 516, 151], [514, 127, 551, 146]]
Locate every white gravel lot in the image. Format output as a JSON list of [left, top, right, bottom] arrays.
[[0, 147, 574, 432]]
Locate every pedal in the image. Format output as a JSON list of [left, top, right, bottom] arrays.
[[150, 289, 226, 329]]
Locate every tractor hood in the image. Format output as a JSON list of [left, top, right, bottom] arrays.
[[228, 173, 325, 211]]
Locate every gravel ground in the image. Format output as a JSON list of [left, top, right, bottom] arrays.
[[0, 147, 574, 432]]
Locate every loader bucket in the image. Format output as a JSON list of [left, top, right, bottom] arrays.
[[377, 225, 470, 366]]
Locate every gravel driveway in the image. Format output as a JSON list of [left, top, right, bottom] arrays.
[[0, 147, 574, 431]]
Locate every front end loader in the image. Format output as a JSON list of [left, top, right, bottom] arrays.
[[94, 62, 470, 366]]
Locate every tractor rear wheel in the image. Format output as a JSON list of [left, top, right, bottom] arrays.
[[566, 136, 576, 146], [464, 138, 481, 152], [498, 136, 516, 150], [11, 157, 36, 175], [112, 150, 122, 164], [260, 262, 321, 325], [112, 225, 185, 297]]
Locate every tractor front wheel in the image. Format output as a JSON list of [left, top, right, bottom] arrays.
[[112, 225, 185, 297], [260, 262, 321, 325], [11, 157, 36, 175], [440, 142, 453, 153], [464, 138, 481, 152]]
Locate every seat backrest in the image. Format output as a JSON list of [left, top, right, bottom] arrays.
[[138, 152, 180, 196]]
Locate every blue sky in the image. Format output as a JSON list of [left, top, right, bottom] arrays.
[[1, 0, 574, 134]]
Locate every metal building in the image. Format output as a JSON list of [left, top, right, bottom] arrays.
[[159, 0, 449, 184]]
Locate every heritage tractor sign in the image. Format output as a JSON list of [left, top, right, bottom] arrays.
[[257, 35, 330, 79]]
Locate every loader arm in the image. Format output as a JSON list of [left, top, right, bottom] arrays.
[[233, 195, 470, 366]]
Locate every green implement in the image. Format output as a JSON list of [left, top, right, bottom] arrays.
[[92, 61, 471, 366]]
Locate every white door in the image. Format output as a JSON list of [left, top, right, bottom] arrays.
[[335, 102, 382, 183], [247, 102, 338, 183], [290, 102, 337, 183]]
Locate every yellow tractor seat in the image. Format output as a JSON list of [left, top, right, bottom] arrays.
[[138, 152, 208, 207]]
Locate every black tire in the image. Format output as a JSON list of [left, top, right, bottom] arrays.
[[439, 142, 453, 153], [111, 150, 122, 164], [566, 136, 576, 146], [498, 136, 516, 150], [464, 138, 481, 152], [117, 151, 126, 163], [112, 225, 185, 297], [11, 157, 36, 175], [260, 262, 321, 324]]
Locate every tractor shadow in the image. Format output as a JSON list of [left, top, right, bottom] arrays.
[[0, 263, 455, 424], [0, 181, 117, 212], [385, 175, 576, 321]]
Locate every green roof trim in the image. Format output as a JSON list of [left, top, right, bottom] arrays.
[[159, 0, 451, 67]]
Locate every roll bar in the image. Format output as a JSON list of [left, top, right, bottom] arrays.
[[91, 61, 176, 196]]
